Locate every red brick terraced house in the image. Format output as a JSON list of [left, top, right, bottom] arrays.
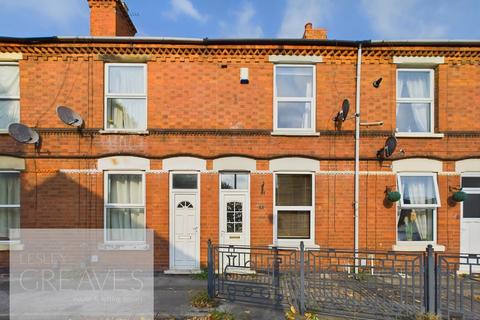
[[0, 0, 479, 272]]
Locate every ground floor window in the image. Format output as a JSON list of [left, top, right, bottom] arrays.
[[105, 172, 145, 242], [397, 173, 440, 244], [0, 172, 20, 241], [397, 208, 434, 241], [274, 173, 314, 242]]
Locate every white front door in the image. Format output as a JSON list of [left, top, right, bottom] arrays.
[[170, 173, 199, 271], [220, 193, 249, 247], [218, 173, 250, 273], [460, 175, 480, 273]]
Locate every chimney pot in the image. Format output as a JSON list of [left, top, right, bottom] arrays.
[[303, 22, 327, 40]]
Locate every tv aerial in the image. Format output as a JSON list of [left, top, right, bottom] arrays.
[[8, 123, 41, 148], [377, 135, 397, 159], [56, 106, 84, 128]]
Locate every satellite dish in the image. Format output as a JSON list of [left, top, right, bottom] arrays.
[[373, 77, 383, 88], [377, 135, 397, 159], [335, 99, 350, 122], [56, 106, 84, 128], [8, 123, 40, 145]]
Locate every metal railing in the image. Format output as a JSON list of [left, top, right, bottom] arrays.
[[437, 253, 480, 319], [207, 240, 480, 319]]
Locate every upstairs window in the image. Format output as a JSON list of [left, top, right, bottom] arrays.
[[0, 63, 20, 131], [397, 173, 440, 243], [396, 69, 434, 133], [105, 64, 147, 131], [274, 65, 315, 133]]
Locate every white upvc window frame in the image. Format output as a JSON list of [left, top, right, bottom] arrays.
[[273, 64, 316, 134], [0, 171, 20, 243], [397, 172, 440, 209], [396, 68, 435, 134], [0, 62, 20, 133], [273, 172, 315, 247], [104, 63, 147, 132], [396, 172, 440, 246], [104, 170, 146, 244], [219, 172, 249, 191]]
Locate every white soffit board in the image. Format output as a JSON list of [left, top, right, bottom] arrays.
[[393, 56, 444, 65], [0, 53, 22, 61], [213, 157, 256, 172], [162, 156, 206, 171], [455, 159, 480, 173], [392, 158, 442, 173], [0, 156, 25, 170], [98, 156, 150, 170], [269, 157, 320, 172], [268, 55, 323, 63]]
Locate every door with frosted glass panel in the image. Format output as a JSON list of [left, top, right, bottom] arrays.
[[219, 173, 250, 273], [461, 175, 480, 272]]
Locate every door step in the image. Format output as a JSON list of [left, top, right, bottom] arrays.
[[164, 269, 202, 275]]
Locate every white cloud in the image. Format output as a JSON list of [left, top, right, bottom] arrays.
[[219, 2, 263, 38], [165, 0, 207, 23], [278, 0, 332, 38], [360, 0, 448, 39], [2, 0, 86, 25]]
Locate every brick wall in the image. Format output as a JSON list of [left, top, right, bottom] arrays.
[[0, 40, 479, 270]]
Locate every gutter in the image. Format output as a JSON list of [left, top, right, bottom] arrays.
[[1, 36, 480, 47]]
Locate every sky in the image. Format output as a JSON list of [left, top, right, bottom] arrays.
[[0, 0, 479, 40]]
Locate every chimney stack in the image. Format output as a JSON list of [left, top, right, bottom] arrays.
[[303, 22, 327, 40], [87, 0, 137, 37]]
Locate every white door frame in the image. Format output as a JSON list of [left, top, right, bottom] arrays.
[[169, 171, 201, 271], [218, 173, 250, 247], [461, 173, 480, 254]]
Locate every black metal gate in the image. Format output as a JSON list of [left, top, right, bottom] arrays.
[[437, 253, 480, 319], [207, 241, 480, 319], [303, 248, 425, 319]]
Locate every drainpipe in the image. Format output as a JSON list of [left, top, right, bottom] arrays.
[[354, 44, 362, 270]]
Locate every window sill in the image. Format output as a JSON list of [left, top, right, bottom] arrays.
[[98, 242, 149, 251], [99, 130, 149, 135], [392, 244, 445, 252], [269, 242, 319, 250], [0, 242, 24, 251], [271, 131, 320, 137], [395, 132, 444, 139]]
